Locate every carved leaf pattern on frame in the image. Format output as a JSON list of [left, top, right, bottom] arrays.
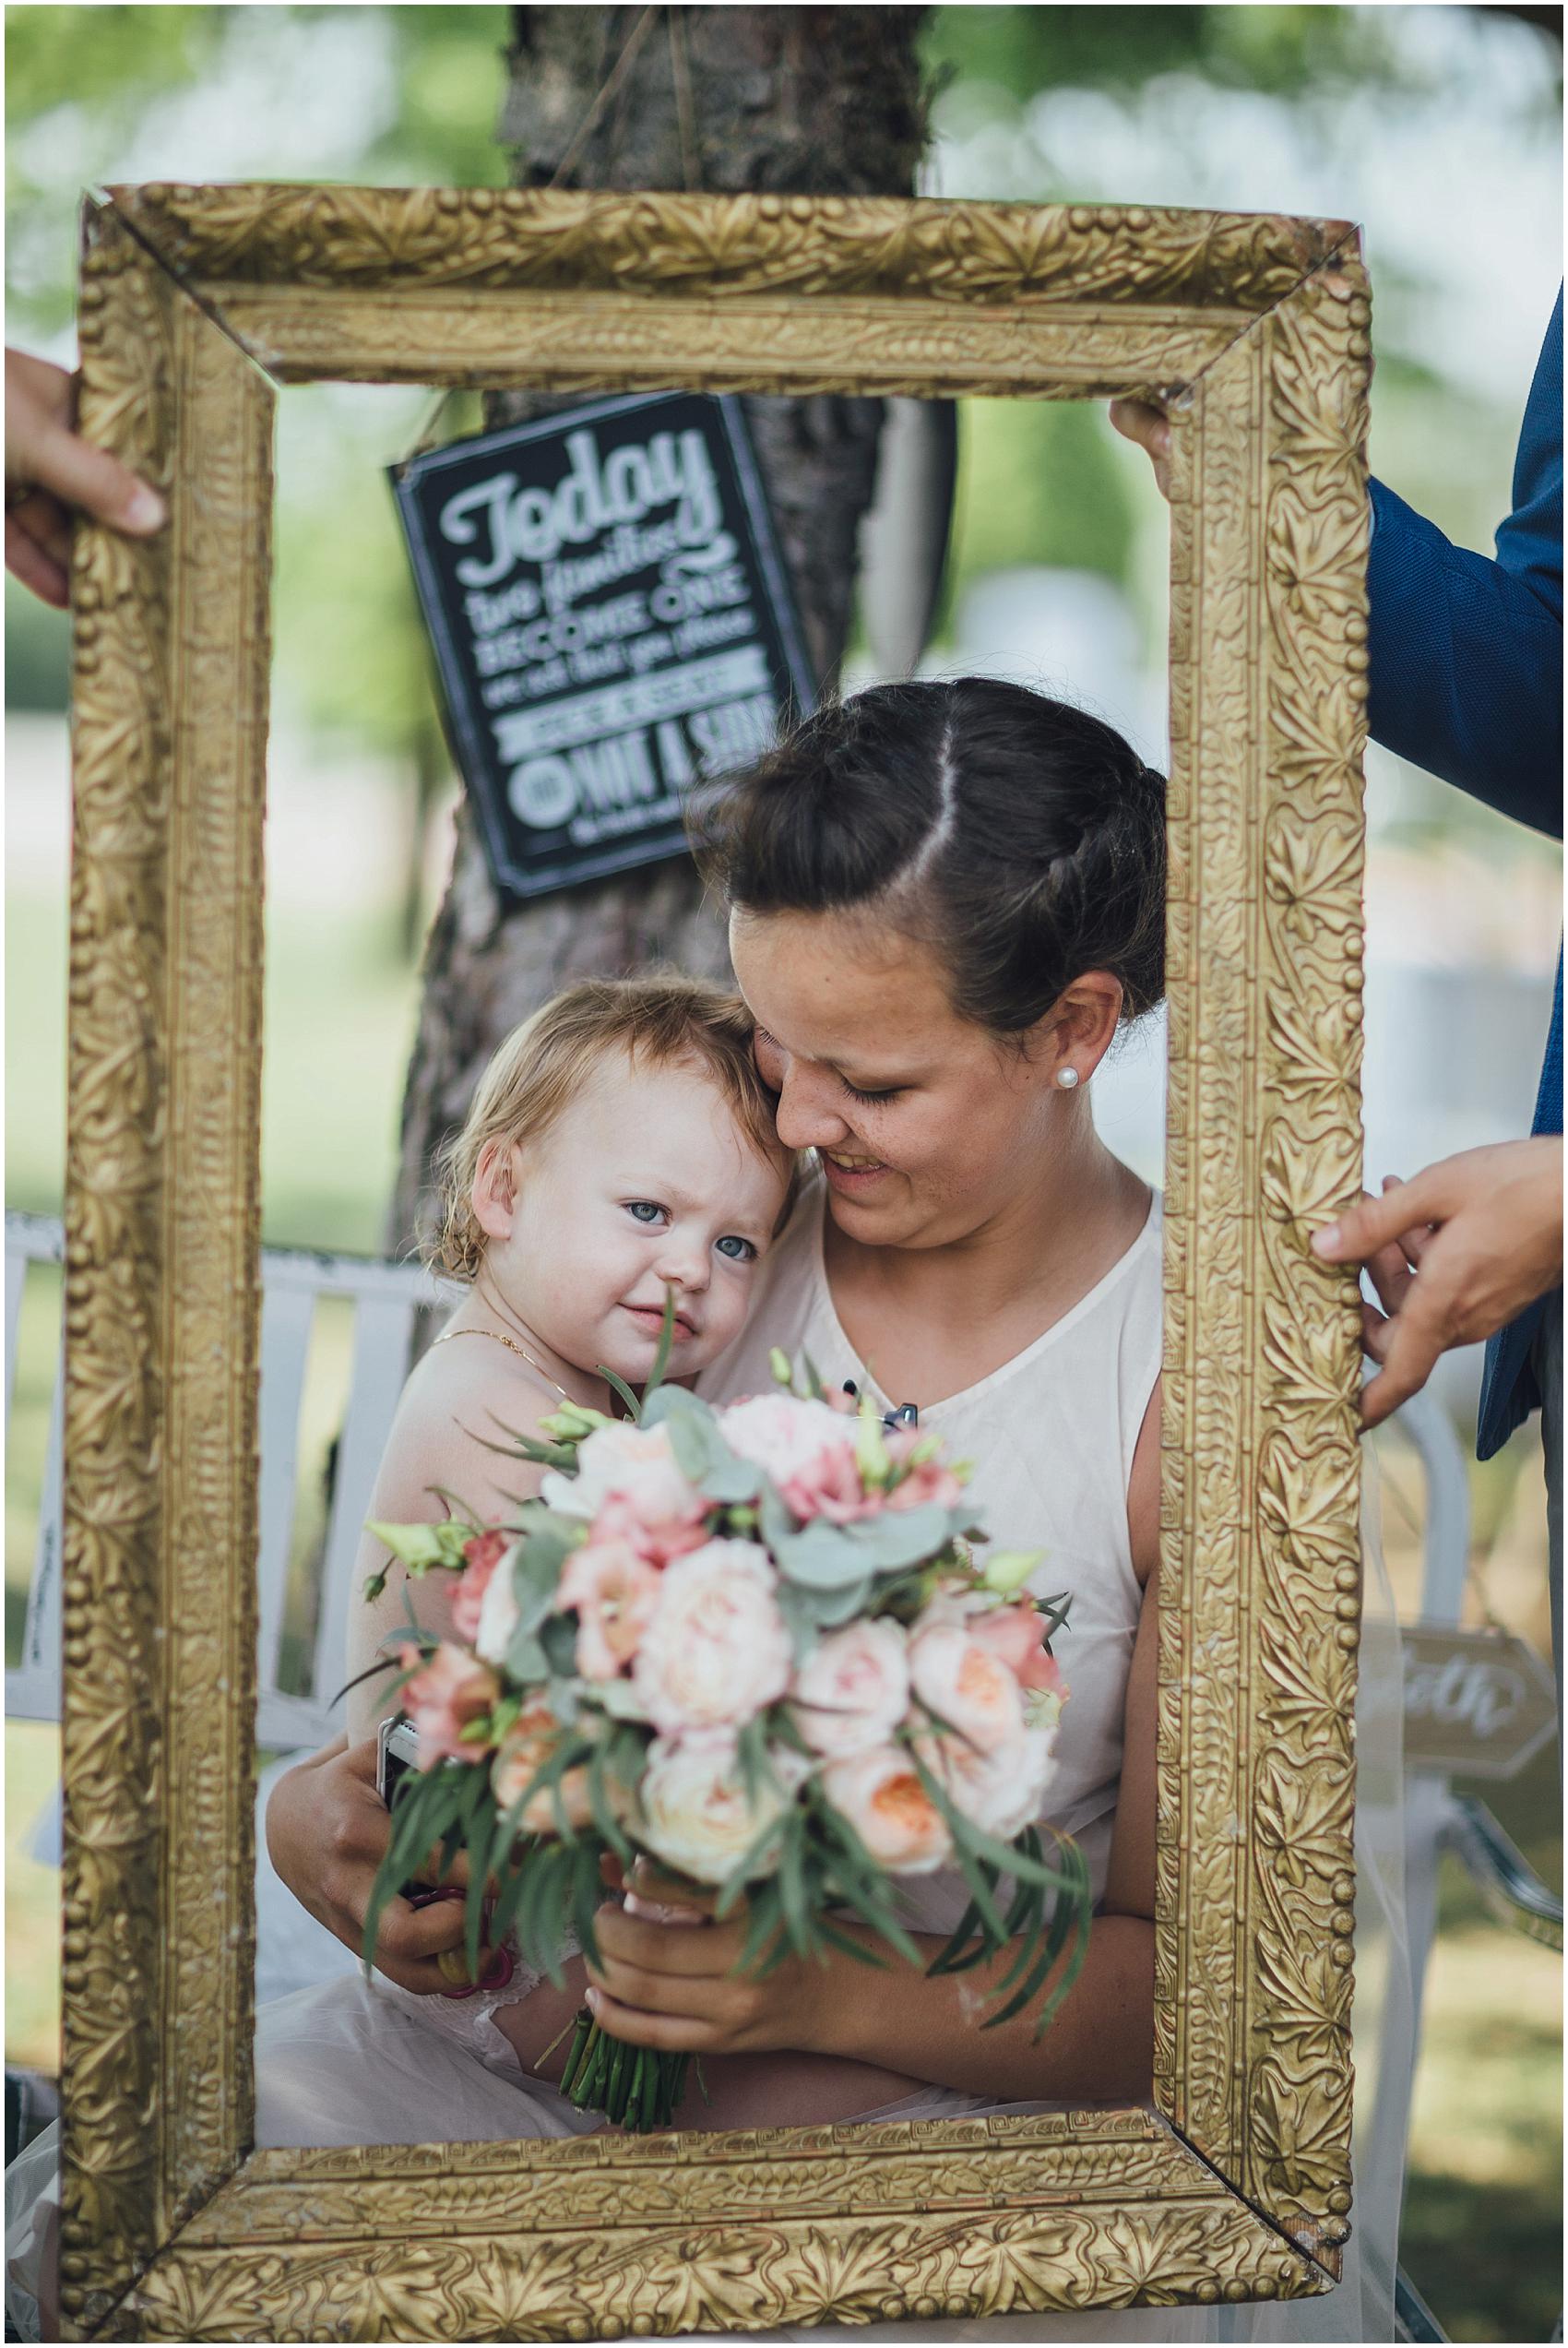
[[1155, 330, 1270, 2169], [60, 186, 1367, 2340], [136, 2199, 1323, 2342], [172, 2112, 1204, 2248], [113, 183, 1349, 315], [62, 206, 180, 2341], [1247, 266, 1372, 2253], [158, 291, 270, 2228], [199, 285, 1243, 398], [62, 205, 274, 2342]]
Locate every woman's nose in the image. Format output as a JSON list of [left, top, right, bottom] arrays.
[[773, 1062, 849, 1154]]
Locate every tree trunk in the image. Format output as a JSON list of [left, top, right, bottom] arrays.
[[387, 5, 929, 1256]]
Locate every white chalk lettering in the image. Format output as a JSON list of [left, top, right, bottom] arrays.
[[687, 692, 779, 773], [440, 429, 727, 588]]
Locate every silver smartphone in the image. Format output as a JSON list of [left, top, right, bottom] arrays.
[[375, 1713, 420, 1808]]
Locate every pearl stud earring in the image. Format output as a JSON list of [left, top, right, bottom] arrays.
[[1056, 1066, 1080, 1091]]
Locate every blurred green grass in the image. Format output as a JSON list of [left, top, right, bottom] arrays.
[[6, 888, 422, 1250], [1400, 1742, 1562, 2343]]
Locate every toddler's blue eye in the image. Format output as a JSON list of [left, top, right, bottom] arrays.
[[625, 1200, 665, 1224], [716, 1234, 756, 1262]]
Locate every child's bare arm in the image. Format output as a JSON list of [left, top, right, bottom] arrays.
[[345, 1352, 556, 1741]]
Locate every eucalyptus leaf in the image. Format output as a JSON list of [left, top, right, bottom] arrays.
[[511, 1527, 573, 1635], [649, 1387, 761, 1502], [594, 1677, 654, 1723], [639, 1383, 716, 1435], [697, 1452, 764, 1504], [776, 1584, 822, 1666], [842, 1504, 960, 1574], [540, 1615, 580, 1678], [504, 1627, 549, 1684], [771, 1520, 872, 1591], [807, 1574, 876, 1627]]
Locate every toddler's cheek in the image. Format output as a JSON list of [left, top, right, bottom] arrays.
[[688, 1292, 748, 1373]]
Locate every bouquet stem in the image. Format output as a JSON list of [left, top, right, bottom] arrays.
[[560, 2009, 688, 2131]]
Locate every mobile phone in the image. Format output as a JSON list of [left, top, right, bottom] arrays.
[[375, 1713, 420, 1809]]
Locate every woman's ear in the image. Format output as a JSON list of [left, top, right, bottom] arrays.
[[1038, 971, 1125, 1084], [470, 1138, 519, 1243]]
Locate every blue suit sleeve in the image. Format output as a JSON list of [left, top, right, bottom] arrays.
[[1366, 290, 1562, 840]]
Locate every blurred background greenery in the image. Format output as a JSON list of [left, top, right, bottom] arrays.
[[6, 8, 1562, 2338]]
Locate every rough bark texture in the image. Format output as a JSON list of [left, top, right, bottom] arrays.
[[387, 6, 929, 1255]]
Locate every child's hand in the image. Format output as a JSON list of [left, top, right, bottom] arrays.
[[583, 1859, 826, 2056]]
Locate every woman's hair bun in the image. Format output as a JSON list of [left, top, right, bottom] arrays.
[[693, 677, 1166, 1034]]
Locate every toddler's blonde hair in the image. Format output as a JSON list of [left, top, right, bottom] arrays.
[[432, 974, 795, 1283]]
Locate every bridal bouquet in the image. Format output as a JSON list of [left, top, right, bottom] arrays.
[[362, 1329, 1088, 2131]]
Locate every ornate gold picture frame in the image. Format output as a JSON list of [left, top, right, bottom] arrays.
[[62, 185, 1370, 2341]]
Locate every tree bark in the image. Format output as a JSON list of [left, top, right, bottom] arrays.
[[387, 5, 929, 1256]]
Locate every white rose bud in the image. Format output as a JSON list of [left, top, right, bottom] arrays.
[[635, 1734, 802, 1885], [632, 1540, 792, 1736]]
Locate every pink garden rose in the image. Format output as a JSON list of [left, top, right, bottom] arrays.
[[557, 1536, 660, 1679], [885, 1429, 965, 1513], [790, 1618, 910, 1759], [821, 1745, 953, 1874], [398, 1641, 500, 1765], [451, 1527, 510, 1645], [491, 1698, 597, 1833], [917, 1722, 1058, 1841], [635, 1732, 803, 1884], [541, 1422, 708, 1565], [907, 1619, 1024, 1754], [589, 1491, 710, 1569], [968, 1601, 1064, 1696], [718, 1393, 878, 1523], [632, 1539, 792, 1735]]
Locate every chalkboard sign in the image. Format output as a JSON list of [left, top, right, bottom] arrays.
[[392, 393, 815, 901]]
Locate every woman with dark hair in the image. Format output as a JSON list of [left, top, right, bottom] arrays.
[[12, 679, 1397, 2341], [253, 676, 1177, 2144], [641, 674, 1172, 2117]]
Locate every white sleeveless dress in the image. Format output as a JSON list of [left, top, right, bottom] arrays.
[[696, 1174, 1160, 1924]]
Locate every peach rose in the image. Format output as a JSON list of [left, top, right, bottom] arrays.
[[821, 1746, 952, 1874], [718, 1393, 878, 1523], [633, 1540, 792, 1735], [907, 1619, 1024, 1754], [451, 1527, 511, 1645], [556, 1537, 660, 1679], [634, 1733, 803, 1885], [790, 1618, 910, 1759], [398, 1641, 499, 1765], [968, 1602, 1064, 1695], [918, 1723, 1059, 1841], [491, 1700, 608, 1835]]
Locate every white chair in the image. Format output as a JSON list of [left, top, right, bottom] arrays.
[[6, 1209, 455, 1748], [6, 1209, 458, 2001]]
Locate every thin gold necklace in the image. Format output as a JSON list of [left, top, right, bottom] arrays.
[[430, 1325, 572, 1401]]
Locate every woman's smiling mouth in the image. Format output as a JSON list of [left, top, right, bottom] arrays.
[[822, 1150, 891, 1192]]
